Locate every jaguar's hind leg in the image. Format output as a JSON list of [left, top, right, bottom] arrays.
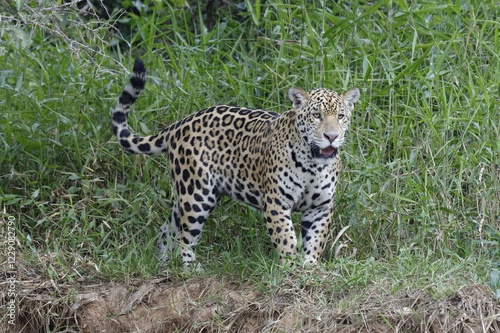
[[156, 201, 180, 263], [157, 180, 219, 267], [178, 185, 220, 265]]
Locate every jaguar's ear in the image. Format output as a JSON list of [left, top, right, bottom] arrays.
[[342, 87, 360, 110], [288, 87, 310, 110]]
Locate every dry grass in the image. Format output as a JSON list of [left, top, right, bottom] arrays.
[[2, 265, 499, 333]]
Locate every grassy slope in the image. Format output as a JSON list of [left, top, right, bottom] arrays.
[[0, 0, 498, 326]]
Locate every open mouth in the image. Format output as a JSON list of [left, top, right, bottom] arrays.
[[312, 146, 338, 159], [320, 146, 337, 157]]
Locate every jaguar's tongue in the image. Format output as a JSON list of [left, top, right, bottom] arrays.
[[320, 146, 337, 157]]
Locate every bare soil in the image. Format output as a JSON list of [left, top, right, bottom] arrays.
[[2, 272, 499, 333]]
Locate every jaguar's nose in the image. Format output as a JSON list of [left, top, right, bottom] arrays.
[[324, 133, 338, 143]]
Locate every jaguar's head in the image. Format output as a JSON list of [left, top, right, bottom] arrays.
[[289, 86, 360, 160]]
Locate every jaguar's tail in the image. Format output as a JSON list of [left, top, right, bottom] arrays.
[[112, 58, 167, 155]]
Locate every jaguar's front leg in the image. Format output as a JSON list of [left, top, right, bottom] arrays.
[[263, 201, 298, 264], [301, 203, 333, 265]]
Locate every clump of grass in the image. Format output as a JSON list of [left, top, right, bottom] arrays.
[[0, 0, 498, 297]]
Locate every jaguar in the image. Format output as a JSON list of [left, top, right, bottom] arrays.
[[112, 58, 360, 267]]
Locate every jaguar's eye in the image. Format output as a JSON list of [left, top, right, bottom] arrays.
[[312, 112, 322, 119], [338, 114, 345, 120]]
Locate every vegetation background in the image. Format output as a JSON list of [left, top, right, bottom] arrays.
[[0, 0, 498, 332]]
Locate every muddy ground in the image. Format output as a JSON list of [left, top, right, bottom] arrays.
[[1, 272, 499, 333]]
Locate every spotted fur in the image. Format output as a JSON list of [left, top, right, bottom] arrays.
[[112, 58, 360, 266]]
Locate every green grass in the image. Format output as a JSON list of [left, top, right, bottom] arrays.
[[1, 0, 498, 300]]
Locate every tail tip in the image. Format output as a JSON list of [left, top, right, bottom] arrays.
[[133, 58, 146, 74]]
